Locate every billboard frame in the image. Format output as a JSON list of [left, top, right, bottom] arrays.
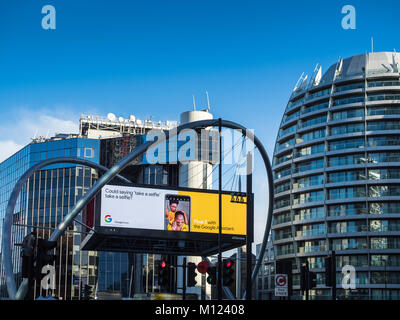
[[81, 181, 252, 256]]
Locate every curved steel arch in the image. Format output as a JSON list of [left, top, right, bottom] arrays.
[[4, 119, 273, 300], [2, 157, 132, 299]]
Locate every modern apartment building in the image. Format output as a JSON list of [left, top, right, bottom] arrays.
[[272, 52, 400, 300], [255, 240, 274, 300]]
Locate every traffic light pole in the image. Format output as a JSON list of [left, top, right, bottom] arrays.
[[331, 250, 336, 301], [217, 118, 223, 300], [183, 257, 187, 301], [246, 152, 253, 300], [305, 261, 309, 301]]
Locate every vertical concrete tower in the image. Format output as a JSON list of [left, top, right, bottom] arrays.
[[179, 110, 214, 189], [178, 109, 214, 299]]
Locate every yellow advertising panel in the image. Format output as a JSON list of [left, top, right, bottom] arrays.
[[178, 190, 246, 235]]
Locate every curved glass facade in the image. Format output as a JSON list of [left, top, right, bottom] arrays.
[[272, 52, 400, 300]]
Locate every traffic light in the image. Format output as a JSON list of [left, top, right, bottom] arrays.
[[206, 266, 217, 285], [35, 238, 57, 281], [83, 284, 93, 300], [300, 263, 317, 291], [307, 271, 317, 290], [325, 256, 333, 287], [158, 259, 169, 289], [222, 259, 235, 286], [300, 264, 307, 291], [187, 262, 197, 287], [21, 233, 36, 280]]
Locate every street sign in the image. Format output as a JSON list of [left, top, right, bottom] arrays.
[[275, 274, 288, 297], [197, 261, 210, 274]]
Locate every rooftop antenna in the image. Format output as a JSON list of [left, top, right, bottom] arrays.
[[32, 129, 38, 140], [192, 95, 196, 111], [206, 91, 211, 111], [371, 37, 374, 53]]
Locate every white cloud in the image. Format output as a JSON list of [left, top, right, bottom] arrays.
[[0, 109, 80, 163], [0, 140, 24, 163], [22, 114, 78, 140]]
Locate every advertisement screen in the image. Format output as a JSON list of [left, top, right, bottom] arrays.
[[100, 184, 246, 235]]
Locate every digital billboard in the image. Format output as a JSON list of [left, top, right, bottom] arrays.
[[100, 184, 247, 236]]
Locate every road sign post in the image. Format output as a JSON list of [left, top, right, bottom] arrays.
[[274, 274, 288, 297]]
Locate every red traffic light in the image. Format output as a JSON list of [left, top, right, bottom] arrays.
[[196, 261, 210, 274], [161, 261, 168, 268], [225, 259, 234, 268]]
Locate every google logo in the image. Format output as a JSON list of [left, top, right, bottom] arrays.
[[104, 215, 112, 223]]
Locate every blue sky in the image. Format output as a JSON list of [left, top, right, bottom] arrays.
[[1, 0, 399, 153], [1, 0, 399, 245]]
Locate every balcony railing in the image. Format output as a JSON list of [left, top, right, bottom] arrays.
[[298, 245, 328, 253], [328, 225, 368, 233], [368, 94, 400, 102]]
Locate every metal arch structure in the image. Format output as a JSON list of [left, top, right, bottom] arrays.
[[3, 119, 274, 300], [1, 157, 133, 299]]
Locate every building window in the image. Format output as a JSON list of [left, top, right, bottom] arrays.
[[328, 170, 366, 183], [369, 202, 400, 215], [329, 138, 364, 151], [293, 190, 324, 204], [328, 153, 366, 166], [328, 203, 367, 216], [330, 123, 364, 135], [331, 108, 364, 120], [294, 207, 325, 221], [328, 186, 366, 199], [295, 143, 325, 158], [84, 148, 94, 158]]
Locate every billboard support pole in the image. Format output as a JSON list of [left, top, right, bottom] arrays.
[[217, 117, 223, 300], [246, 151, 253, 300]]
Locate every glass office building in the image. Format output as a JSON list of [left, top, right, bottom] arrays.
[[0, 135, 100, 299], [0, 116, 181, 299], [272, 52, 400, 300]]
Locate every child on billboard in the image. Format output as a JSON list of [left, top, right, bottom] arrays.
[[168, 211, 189, 232], [165, 195, 190, 232]]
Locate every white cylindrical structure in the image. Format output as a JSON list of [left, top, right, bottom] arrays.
[[180, 110, 213, 125], [179, 110, 214, 189], [177, 110, 214, 299]]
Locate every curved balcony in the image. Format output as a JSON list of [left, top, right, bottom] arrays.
[[292, 172, 325, 182], [293, 152, 325, 163], [273, 157, 293, 170], [304, 93, 331, 106], [328, 116, 365, 126], [329, 101, 365, 113], [276, 130, 296, 144], [281, 114, 300, 127], [332, 87, 364, 97], [334, 74, 364, 85], [326, 131, 364, 141]]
